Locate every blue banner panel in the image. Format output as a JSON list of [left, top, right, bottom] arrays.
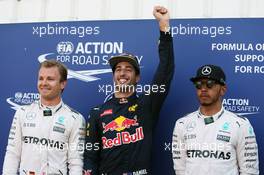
[[0, 18, 263, 174]]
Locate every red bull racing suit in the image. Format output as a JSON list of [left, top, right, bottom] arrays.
[[3, 100, 86, 175], [84, 31, 174, 175], [172, 107, 259, 175]]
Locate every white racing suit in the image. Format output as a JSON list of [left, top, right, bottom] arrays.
[[3, 100, 86, 175], [172, 107, 259, 175]]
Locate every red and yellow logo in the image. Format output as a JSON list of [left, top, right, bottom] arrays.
[[102, 116, 138, 133]]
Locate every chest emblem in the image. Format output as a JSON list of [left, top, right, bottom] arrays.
[[102, 116, 138, 133]]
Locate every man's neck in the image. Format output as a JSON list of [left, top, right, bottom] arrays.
[[200, 103, 222, 117], [41, 97, 61, 107], [114, 91, 134, 99]]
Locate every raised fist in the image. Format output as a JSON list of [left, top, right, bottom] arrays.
[[153, 6, 170, 32], [153, 6, 170, 21]]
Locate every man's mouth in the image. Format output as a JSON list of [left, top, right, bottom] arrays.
[[119, 78, 128, 84], [40, 87, 50, 92], [200, 94, 209, 98]]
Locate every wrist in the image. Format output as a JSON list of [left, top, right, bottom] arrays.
[[159, 19, 170, 32]]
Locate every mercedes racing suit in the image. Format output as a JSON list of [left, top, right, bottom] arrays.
[[3, 100, 86, 175], [172, 106, 259, 175], [84, 31, 174, 175]]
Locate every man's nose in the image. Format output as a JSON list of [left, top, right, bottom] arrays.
[[41, 78, 48, 85], [120, 69, 126, 75], [200, 84, 209, 91]]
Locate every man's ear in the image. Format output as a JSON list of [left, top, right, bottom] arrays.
[[221, 85, 227, 96], [61, 80, 67, 90], [136, 75, 140, 83]]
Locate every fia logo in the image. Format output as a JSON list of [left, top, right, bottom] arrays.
[[57, 41, 74, 55]]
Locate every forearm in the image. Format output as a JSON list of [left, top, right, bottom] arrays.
[[151, 31, 174, 91], [68, 115, 86, 174], [237, 119, 259, 175], [3, 110, 23, 175], [83, 110, 100, 175], [159, 18, 170, 32], [172, 121, 186, 175], [2, 150, 20, 175]]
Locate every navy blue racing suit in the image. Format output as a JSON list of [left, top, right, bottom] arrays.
[[84, 31, 174, 175]]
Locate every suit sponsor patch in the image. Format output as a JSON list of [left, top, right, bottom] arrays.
[[53, 126, 65, 134], [217, 134, 230, 142]]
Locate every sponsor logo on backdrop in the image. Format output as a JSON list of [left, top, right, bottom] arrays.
[[38, 41, 143, 82], [54, 40, 143, 67], [211, 43, 264, 74], [38, 53, 112, 83], [55, 40, 124, 66], [223, 98, 260, 116], [6, 92, 40, 110]]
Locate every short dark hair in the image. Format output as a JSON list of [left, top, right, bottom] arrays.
[[109, 53, 140, 75], [39, 60, 68, 82]]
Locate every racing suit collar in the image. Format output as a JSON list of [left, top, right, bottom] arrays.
[[198, 106, 225, 124], [112, 92, 138, 104], [38, 100, 64, 116]]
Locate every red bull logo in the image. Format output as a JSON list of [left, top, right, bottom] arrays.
[[102, 127, 144, 149], [101, 116, 143, 149], [102, 116, 139, 133]]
